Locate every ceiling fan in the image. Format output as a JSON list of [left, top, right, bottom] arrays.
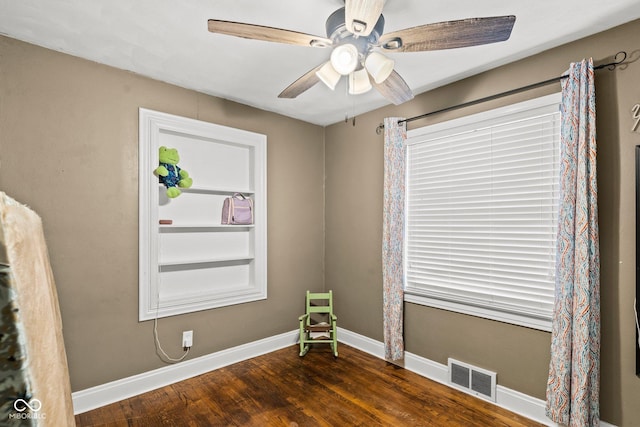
[[208, 0, 515, 105]]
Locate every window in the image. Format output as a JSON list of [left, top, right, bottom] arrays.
[[404, 93, 561, 331]]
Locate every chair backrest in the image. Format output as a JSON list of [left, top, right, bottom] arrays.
[[305, 290, 333, 318]]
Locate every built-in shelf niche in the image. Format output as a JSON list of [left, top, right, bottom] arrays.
[[139, 108, 266, 321]]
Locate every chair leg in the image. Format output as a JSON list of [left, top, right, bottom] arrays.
[[332, 328, 338, 357], [299, 321, 307, 357], [300, 344, 309, 357], [299, 330, 311, 357], [299, 335, 309, 357]]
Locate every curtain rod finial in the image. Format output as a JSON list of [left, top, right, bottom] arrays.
[[611, 51, 627, 69], [376, 123, 384, 134]]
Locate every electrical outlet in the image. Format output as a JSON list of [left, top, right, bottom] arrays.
[[182, 330, 193, 349]]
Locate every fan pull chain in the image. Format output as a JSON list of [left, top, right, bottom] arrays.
[[352, 91, 357, 126], [344, 85, 357, 126], [344, 77, 350, 124]]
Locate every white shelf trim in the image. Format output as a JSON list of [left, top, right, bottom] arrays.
[[159, 224, 255, 230], [139, 108, 267, 321], [168, 185, 255, 195], [159, 256, 254, 267]]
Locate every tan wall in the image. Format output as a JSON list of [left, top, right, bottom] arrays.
[[325, 19, 640, 426], [0, 36, 325, 391], [2, 16, 640, 425]]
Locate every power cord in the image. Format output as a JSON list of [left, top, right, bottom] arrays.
[[153, 316, 190, 363], [635, 298, 640, 350], [153, 291, 190, 363]]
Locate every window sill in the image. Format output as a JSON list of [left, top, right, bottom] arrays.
[[404, 292, 552, 332]]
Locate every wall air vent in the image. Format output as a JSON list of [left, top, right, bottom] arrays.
[[447, 358, 497, 402]]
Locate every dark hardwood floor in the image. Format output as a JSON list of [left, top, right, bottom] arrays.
[[75, 344, 544, 426]]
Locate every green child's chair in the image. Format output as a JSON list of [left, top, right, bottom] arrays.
[[298, 290, 338, 357]]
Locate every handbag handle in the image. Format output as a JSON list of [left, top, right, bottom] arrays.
[[233, 192, 246, 199]]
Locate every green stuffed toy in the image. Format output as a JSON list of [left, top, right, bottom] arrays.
[[154, 146, 193, 198]]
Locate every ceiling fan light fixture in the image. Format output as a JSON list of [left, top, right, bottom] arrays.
[[330, 43, 359, 75], [316, 62, 341, 90], [365, 51, 394, 83], [345, 0, 386, 36], [348, 68, 372, 95]]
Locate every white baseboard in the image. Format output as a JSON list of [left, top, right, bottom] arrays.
[[336, 327, 385, 359], [72, 329, 299, 414], [336, 328, 616, 427], [338, 329, 553, 424], [73, 327, 617, 427]]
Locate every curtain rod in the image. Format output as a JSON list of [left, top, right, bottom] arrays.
[[375, 51, 628, 135]]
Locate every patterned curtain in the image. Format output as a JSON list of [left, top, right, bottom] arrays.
[[382, 117, 407, 361], [546, 59, 601, 426]]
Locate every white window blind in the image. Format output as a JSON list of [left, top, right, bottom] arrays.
[[404, 93, 561, 331]]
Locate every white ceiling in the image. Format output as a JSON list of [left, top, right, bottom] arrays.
[[1, 0, 639, 126]]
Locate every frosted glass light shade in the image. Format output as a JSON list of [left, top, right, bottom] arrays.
[[316, 62, 341, 90], [345, 0, 386, 36], [365, 51, 394, 84], [330, 44, 359, 75], [348, 68, 372, 95]]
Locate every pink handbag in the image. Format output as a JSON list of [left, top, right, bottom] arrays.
[[221, 193, 254, 225]]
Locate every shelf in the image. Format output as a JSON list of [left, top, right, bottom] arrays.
[[161, 185, 254, 195], [140, 108, 266, 321], [159, 255, 254, 267], [159, 223, 254, 230]]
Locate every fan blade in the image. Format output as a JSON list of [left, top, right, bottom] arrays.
[[371, 70, 414, 105], [278, 63, 326, 99], [208, 20, 332, 48], [379, 16, 516, 52], [345, 0, 386, 36]]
